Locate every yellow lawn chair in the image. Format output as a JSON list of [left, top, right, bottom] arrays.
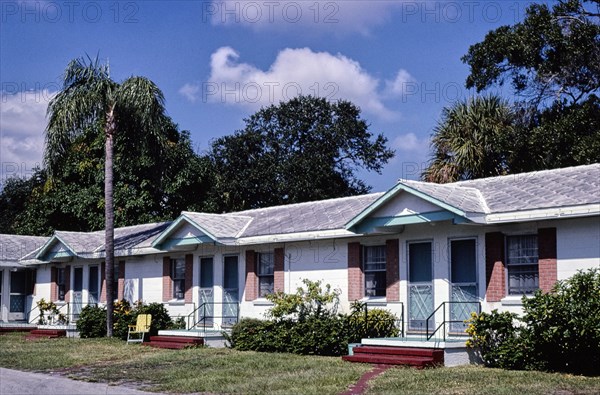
[[127, 314, 152, 344]]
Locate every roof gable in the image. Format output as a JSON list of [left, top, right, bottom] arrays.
[[35, 234, 78, 262], [151, 213, 252, 250], [348, 164, 600, 232], [0, 234, 47, 264], [346, 183, 476, 233]]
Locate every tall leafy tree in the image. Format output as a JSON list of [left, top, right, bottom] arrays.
[[425, 0, 600, 182], [7, 125, 209, 236], [0, 171, 44, 234], [423, 96, 514, 183], [205, 96, 394, 212], [45, 56, 169, 336], [462, 0, 600, 106]]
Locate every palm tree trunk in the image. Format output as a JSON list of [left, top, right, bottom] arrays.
[[105, 106, 116, 337]]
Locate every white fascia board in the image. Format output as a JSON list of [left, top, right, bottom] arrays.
[[76, 247, 166, 260], [485, 204, 600, 224], [235, 229, 362, 245]]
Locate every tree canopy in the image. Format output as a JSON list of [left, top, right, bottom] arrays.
[[204, 95, 394, 212], [462, 0, 600, 106], [423, 96, 514, 183], [425, 0, 600, 182]]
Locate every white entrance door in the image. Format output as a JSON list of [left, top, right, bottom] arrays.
[[222, 256, 239, 326], [72, 267, 83, 319], [88, 266, 99, 305], [449, 239, 479, 333], [8, 270, 27, 321], [198, 257, 214, 327], [408, 241, 434, 331]]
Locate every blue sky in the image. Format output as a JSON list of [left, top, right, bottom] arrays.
[[1, 1, 536, 192]]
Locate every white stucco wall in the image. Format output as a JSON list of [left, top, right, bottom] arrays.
[[556, 216, 600, 279], [370, 191, 441, 218], [18, 215, 599, 328]]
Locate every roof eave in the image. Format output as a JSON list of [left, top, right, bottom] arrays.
[[345, 182, 469, 231], [34, 234, 78, 261], [151, 214, 220, 249], [484, 204, 600, 224]]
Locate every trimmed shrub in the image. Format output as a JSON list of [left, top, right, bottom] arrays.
[[521, 267, 600, 375], [228, 280, 399, 356], [467, 268, 600, 375], [347, 302, 399, 343], [76, 305, 107, 338], [465, 310, 525, 369], [76, 300, 179, 341], [135, 302, 175, 337], [225, 318, 271, 351]]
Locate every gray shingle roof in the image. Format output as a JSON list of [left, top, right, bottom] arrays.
[[55, 230, 104, 253], [235, 193, 384, 237], [181, 212, 252, 239], [400, 180, 487, 213], [17, 164, 600, 261], [457, 164, 600, 213], [108, 222, 171, 251], [0, 234, 48, 263], [398, 163, 600, 214]]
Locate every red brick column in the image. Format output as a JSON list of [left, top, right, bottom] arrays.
[[485, 232, 505, 302], [184, 254, 193, 303], [162, 256, 171, 302], [348, 242, 363, 301], [274, 248, 285, 293], [245, 250, 256, 301], [100, 262, 106, 303], [386, 239, 400, 301], [64, 266, 71, 303], [117, 261, 126, 300], [538, 228, 557, 292], [50, 267, 58, 301]]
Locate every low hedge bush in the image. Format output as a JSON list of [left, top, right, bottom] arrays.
[[76, 300, 178, 340], [227, 280, 399, 356], [467, 268, 600, 375]]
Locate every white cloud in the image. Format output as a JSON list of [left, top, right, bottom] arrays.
[[204, 1, 400, 35], [385, 69, 416, 97], [392, 132, 429, 154], [188, 46, 404, 120], [178, 83, 200, 102], [0, 90, 52, 182]]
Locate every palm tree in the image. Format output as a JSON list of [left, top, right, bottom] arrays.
[[422, 95, 514, 183], [45, 56, 167, 336]]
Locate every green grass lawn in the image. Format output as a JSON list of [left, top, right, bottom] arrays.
[[1, 333, 599, 395]]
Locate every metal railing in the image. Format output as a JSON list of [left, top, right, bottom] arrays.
[[28, 302, 97, 325], [425, 301, 481, 341], [353, 302, 405, 338], [186, 301, 239, 332]]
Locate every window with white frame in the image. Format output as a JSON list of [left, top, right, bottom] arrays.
[[257, 252, 274, 297], [57, 268, 66, 301], [364, 245, 386, 297], [171, 258, 186, 300], [506, 235, 539, 295]]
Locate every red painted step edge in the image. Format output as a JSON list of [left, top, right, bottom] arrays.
[[145, 342, 195, 349], [149, 336, 204, 344], [342, 354, 438, 367], [353, 346, 443, 358]]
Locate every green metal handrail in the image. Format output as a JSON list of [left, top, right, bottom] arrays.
[[425, 301, 481, 341], [186, 301, 239, 331]]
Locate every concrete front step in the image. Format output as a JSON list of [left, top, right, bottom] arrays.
[[30, 329, 67, 336], [0, 327, 33, 334], [343, 346, 444, 368], [146, 335, 205, 349], [25, 329, 67, 341], [342, 354, 436, 367], [354, 346, 444, 359]]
